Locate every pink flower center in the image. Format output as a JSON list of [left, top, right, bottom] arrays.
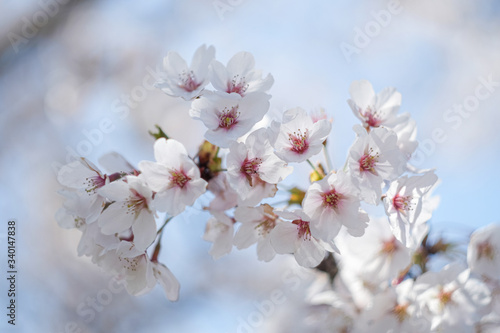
[[227, 74, 248, 95], [292, 219, 312, 240], [241, 157, 262, 175], [179, 70, 201, 92], [84, 175, 107, 195], [241, 157, 262, 186], [381, 237, 398, 255], [360, 106, 381, 128], [477, 241, 495, 261], [322, 189, 344, 210], [438, 288, 455, 307], [169, 170, 191, 188], [393, 193, 413, 214], [218, 105, 240, 130], [288, 129, 309, 154], [125, 189, 148, 217], [255, 204, 278, 236], [359, 148, 379, 175]]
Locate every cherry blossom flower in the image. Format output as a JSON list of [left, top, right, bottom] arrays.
[[97, 241, 180, 300], [302, 171, 369, 242], [383, 171, 439, 250], [347, 126, 406, 205], [56, 189, 99, 229], [156, 44, 215, 100], [467, 223, 500, 281], [189, 91, 270, 148], [335, 217, 412, 284], [209, 51, 274, 96], [270, 209, 336, 268], [233, 204, 280, 262], [414, 263, 491, 331], [203, 211, 235, 260], [226, 128, 292, 204], [57, 158, 109, 223], [139, 138, 207, 216], [347, 79, 406, 130], [270, 107, 331, 163], [361, 279, 430, 333], [56, 189, 118, 257], [97, 175, 157, 252]]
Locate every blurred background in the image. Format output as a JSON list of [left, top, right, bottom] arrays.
[[1, 0, 500, 332]]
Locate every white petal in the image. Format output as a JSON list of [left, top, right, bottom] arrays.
[[98, 202, 133, 234], [209, 60, 228, 92], [233, 222, 258, 249], [153, 263, 180, 302], [349, 79, 375, 109], [256, 237, 276, 262], [98, 179, 131, 202], [154, 138, 188, 166], [270, 223, 299, 254], [227, 51, 255, 76], [295, 238, 325, 268], [138, 161, 170, 192], [131, 210, 157, 252]]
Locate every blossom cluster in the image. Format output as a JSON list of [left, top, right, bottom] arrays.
[[56, 45, 499, 331], [303, 220, 500, 332]]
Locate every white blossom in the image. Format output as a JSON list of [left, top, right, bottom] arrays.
[[347, 125, 406, 205], [227, 128, 292, 204], [139, 138, 207, 216], [270, 107, 331, 163], [233, 204, 279, 262], [467, 223, 500, 281], [189, 91, 270, 148], [303, 171, 369, 242], [97, 175, 157, 252], [383, 171, 439, 250], [209, 51, 274, 96], [156, 44, 215, 100]]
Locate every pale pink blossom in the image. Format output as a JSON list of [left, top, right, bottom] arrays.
[[139, 138, 207, 216], [347, 125, 406, 205], [270, 209, 336, 268], [383, 171, 439, 250], [156, 44, 215, 100], [347, 79, 406, 130], [270, 107, 331, 163], [97, 175, 157, 252], [467, 223, 500, 281], [209, 51, 274, 96], [189, 91, 270, 148], [227, 128, 292, 204], [97, 241, 180, 300], [414, 263, 491, 330], [233, 204, 279, 262], [302, 171, 369, 242]]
